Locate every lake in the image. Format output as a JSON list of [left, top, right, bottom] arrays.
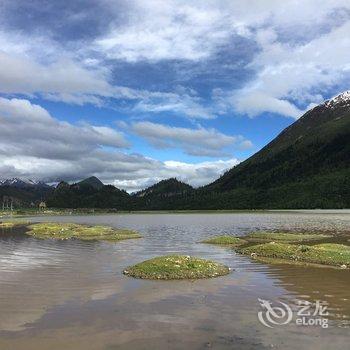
[[0, 211, 349, 350]]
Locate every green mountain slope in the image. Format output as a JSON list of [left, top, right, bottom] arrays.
[[77, 176, 104, 189], [135, 178, 193, 198], [134, 178, 194, 209], [0, 185, 53, 208], [199, 92, 350, 208], [46, 179, 132, 209]]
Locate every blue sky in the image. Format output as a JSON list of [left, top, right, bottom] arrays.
[[0, 0, 349, 191]]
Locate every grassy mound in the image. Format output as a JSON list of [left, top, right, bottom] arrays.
[[0, 222, 17, 229], [202, 235, 247, 246], [0, 221, 28, 229], [123, 255, 230, 280], [238, 242, 350, 268], [26, 222, 141, 241], [245, 231, 332, 243]]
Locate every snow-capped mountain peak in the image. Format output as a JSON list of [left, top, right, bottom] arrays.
[[324, 91, 350, 108], [0, 178, 49, 188]]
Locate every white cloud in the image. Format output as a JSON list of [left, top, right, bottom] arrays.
[[0, 152, 239, 193], [0, 97, 129, 160], [0, 97, 238, 191], [94, 0, 350, 63], [129, 121, 252, 157], [0, 48, 114, 105], [0, 31, 213, 118], [1, 1, 349, 119], [93, 0, 350, 118], [163, 159, 240, 187], [226, 13, 350, 118], [232, 91, 306, 119], [133, 91, 214, 119], [95, 1, 233, 62], [113, 158, 240, 192]]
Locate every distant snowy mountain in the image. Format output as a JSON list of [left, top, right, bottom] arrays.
[[0, 178, 54, 208], [0, 178, 50, 188]]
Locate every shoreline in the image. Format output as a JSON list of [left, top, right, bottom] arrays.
[[1, 208, 350, 218]]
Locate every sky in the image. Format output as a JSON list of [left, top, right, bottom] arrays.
[[0, 0, 349, 192]]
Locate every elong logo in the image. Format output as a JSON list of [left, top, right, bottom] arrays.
[[258, 298, 329, 329], [258, 299, 293, 328]]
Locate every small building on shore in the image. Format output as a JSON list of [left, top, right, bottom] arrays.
[[39, 201, 47, 210]]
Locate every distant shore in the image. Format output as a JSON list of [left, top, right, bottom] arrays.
[[1, 208, 349, 218]]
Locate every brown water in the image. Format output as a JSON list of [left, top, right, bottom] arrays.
[[0, 211, 349, 350]]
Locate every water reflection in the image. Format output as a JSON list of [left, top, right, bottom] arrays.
[[0, 212, 349, 349]]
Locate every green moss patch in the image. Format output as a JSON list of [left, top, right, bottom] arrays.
[[123, 255, 230, 280], [245, 231, 332, 243], [0, 222, 16, 229], [202, 235, 247, 246], [0, 221, 29, 229], [238, 242, 350, 268], [26, 222, 141, 242], [314, 243, 350, 253]]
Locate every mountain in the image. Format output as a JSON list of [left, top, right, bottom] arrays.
[[2, 91, 349, 209], [0, 178, 53, 207], [133, 178, 194, 210], [198, 91, 350, 209], [77, 176, 104, 190], [46, 180, 132, 209], [135, 178, 193, 198], [0, 178, 50, 189]]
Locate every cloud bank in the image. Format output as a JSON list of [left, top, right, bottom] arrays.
[[0, 97, 238, 191], [129, 121, 252, 157], [1, 0, 349, 118]]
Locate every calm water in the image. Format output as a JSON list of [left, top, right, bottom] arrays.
[[0, 212, 349, 350]]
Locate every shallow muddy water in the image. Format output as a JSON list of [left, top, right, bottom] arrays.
[[0, 211, 349, 350]]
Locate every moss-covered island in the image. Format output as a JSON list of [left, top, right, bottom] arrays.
[[245, 231, 332, 243], [0, 221, 29, 229], [123, 255, 230, 280], [237, 242, 350, 268], [0, 222, 17, 229], [26, 222, 141, 242], [202, 235, 247, 246], [200, 231, 349, 269]]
